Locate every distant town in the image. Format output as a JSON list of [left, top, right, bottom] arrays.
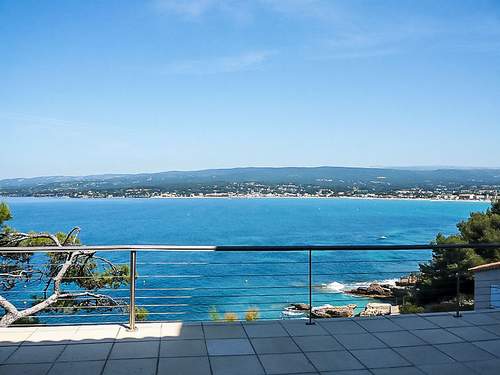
[[1, 167, 499, 201], [1, 182, 498, 201]]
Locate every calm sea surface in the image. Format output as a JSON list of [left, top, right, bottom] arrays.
[[1, 197, 490, 323]]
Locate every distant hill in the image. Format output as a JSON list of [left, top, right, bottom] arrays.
[[1, 167, 500, 196]]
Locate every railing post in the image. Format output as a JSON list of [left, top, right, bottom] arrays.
[[455, 271, 461, 318], [128, 250, 137, 331], [307, 249, 315, 325]]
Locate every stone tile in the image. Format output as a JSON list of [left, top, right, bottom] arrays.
[[23, 327, 77, 345], [161, 322, 204, 340], [251, 337, 300, 354], [321, 370, 372, 375], [109, 340, 159, 359], [460, 313, 500, 326], [157, 356, 211, 375], [281, 321, 328, 336], [306, 350, 364, 372], [333, 333, 387, 350], [206, 338, 254, 356], [446, 326, 498, 341], [436, 342, 495, 362], [48, 360, 105, 375], [70, 325, 119, 343], [203, 323, 246, 339], [417, 362, 477, 375], [472, 339, 500, 357], [421, 315, 471, 328], [485, 311, 500, 320], [371, 368, 424, 375], [243, 323, 289, 338], [211, 355, 265, 375], [0, 329, 36, 346], [481, 324, 500, 336], [6, 344, 65, 364], [319, 320, 367, 335], [259, 353, 316, 374], [116, 323, 162, 341], [374, 331, 427, 347], [389, 316, 439, 330], [103, 358, 157, 375], [350, 348, 410, 369], [0, 363, 52, 375], [464, 359, 500, 374], [57, 342, 112, 361], [355, 318, 403, 333], [394, 346, 454, 365], [411, 329, 463, 344], [0, 346, 17, 364], [293, 335, 344, 352], [160, 339, 207, 357]]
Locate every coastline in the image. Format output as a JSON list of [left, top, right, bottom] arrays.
[[0, 195, 491, 203]]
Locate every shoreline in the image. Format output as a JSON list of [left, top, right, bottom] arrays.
[[0, 195, 491, 203]]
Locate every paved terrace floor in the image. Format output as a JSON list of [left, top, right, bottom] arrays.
[[1, 311, 500, 375]]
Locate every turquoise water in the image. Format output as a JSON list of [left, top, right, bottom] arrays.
[[1, 197, 490, 323]]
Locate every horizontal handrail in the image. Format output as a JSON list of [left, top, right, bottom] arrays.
[[1, 242, 500, 253]]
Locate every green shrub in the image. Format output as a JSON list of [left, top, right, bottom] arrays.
[[209, 307, 220, 321], [400, 304, 424, 314]]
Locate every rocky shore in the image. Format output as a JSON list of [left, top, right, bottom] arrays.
[[284, 275, 417, 319], [284, 302, 397, 318], [345, 275, 417, 300], [285, 303, 358, 318]]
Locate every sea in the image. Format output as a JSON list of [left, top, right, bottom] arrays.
[[1, 197, 490, 323]]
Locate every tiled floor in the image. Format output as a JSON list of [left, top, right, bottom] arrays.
[[1, 311, 500, 374]]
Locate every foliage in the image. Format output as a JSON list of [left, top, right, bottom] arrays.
[[0, 202, 12, 227], [245, 307, 259, 321], [136, 307, 148, 321], [12, 316, 40, 325], [223, 312, 238, 322], [0, 202, 133, 326], [209, 307, 220, 321], [416, 200, 500, 305], [399, 304, 424, 314]]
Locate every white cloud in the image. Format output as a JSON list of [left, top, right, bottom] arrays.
[[152, 0, 500, 61], [163, 50, 274, 75]]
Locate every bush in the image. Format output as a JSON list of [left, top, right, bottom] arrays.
[[224, 312, 238, 322], [245, 307, 259, 321], [209, 307, 220, 321], [399, 304, 424, 314]]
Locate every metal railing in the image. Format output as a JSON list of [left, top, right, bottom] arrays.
[[2, 243, 500, 329]]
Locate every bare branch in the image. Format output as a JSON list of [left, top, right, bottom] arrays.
[[91, 255, 119, 271], [0, 231, 62, 247], [0, 294, 18, 315], [62, 227, 80, 246], [1, 227, 126, 327]]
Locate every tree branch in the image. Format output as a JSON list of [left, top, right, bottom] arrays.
[[1, 226, 125, 327]]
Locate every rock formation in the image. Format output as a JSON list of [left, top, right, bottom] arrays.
[[284, 303, 357, 318], [359, 302, 392, 316]]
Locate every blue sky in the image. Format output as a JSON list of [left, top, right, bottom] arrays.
[[1, 0, 500, 178]]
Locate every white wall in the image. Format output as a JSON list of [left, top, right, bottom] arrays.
[[474, 269, 500, 310]]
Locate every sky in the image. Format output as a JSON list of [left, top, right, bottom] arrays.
[[1, 0, 500, 179]]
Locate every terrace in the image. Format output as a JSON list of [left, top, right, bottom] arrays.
[[2, 311, 500, 374], [1, 244, 500, 374]]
